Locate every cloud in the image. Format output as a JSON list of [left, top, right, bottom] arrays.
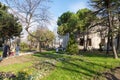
[[69, 2, 87, 12]]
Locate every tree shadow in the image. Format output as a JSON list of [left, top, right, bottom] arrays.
[[103, 72, 119, 80], [40, 60, 94, 77], [79, 51, 114, 58], [34, 52, 114, 69], [34, 52, 64, 60], [33, 52, 112, 78]]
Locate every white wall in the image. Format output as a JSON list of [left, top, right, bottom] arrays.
[[90, 33, 101, 49], [62, 33, 69, 48]]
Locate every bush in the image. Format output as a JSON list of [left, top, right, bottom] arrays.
[[20, 42, 29, 51], [66, 37, 79, 55]]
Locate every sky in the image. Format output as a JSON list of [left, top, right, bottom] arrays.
[[48, 0, 90, 31], [0, 0, 90, 31], [0, 0, 90, 40]]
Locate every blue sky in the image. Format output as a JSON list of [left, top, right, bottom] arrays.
[[50, 0, 89, 17], [49, 0, 90, 31], [0, 0, 90, 32]]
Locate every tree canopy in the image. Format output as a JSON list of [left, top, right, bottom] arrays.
[[90, 0, 120, 59], [57, 8, 97, 36], [0, 2, 22, 39]]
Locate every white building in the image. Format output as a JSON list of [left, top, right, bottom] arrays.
[[61, 26, 118, 50]]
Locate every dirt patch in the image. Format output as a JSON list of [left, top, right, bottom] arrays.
[[100, 67, 120, 80], [92, 66, 120, 80], [0, 55, 32, 66]]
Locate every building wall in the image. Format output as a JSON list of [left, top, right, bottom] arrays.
[[90, 33, 101, 49], [61, 32, 118, 50], [78, 33, 101, 50], [62, 33, 69, 48]]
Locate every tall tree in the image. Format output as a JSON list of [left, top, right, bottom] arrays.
[[0, 2, 22, 42], [27, 28, 55, 51], [3, 0, 51, 52], [57, 11, 79, 54], [57, 11, 74, 35], [76, 8, 97, 51], [90, 0, 119, 59]]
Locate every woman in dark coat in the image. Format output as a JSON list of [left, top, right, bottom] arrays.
[[3, 45, 10, 58]]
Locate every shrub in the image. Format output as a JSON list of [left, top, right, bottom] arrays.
[[20, 42, 29, 51], [66, 37, 79, 55]]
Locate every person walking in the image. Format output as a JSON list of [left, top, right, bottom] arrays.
[[3, 44, 10, 58], [15, 45, 20, 55]]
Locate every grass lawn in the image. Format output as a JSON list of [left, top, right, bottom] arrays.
[[0, 62, 32, 73], [35, 51, 120, 80], [0, 55, 34, 73], [0, 51, 120, 80]]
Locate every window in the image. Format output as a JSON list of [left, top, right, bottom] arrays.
[[79, 38, 92, 46], [79, 38, 84, 46], [101, 39, 105, 44], [87, 38, 92, 46]]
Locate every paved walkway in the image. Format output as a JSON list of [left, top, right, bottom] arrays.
[[0, 51, 37, 61]]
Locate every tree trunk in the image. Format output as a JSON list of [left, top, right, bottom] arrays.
[[83, 32, 87, 51], [29, 41, 32, 50], [116, 34, 120, 51], [111, 36, 118, 59], [106, 30, 110, 55], [86, 28, 89, 51], [107, 5, 118, 59], [39, 42, 42, 52]]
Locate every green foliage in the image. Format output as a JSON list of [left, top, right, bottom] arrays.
[[67, 14, 79, 33], [57, 8, 96, 36], [35, 28, 55, 42], [57, 11, 74, 26], [66, 42, 79, 55], [20, 42, 29, 51], [57, 23, 68, 35], [90, 0, 120, 58], [45, 30, 55, 43], [76, 8, 96, 31], [15, 68, 33, 80], [57, 8, 97, 53], [57, 11, 75, 35], [66, 35, 79, 55], [0, 2, 22, 39]]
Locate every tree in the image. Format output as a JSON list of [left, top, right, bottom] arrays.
[[35, 28, 55, 51], [27, 32, 36, 50], [90, 0, 120, 59], [45, 30, 55, 45], [0, 2, 22, 43], [3, 0, 51, 52], [27, 28, 55, 51], [57, 11, 79, 54], [76, 8, 97, 51], [57, 8, 97, 54], [57, 11, 74, 35]]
